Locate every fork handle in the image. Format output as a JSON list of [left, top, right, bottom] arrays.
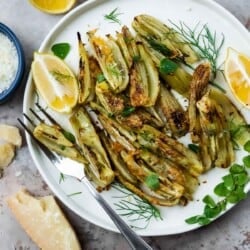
[[81, 177, 153, 250]]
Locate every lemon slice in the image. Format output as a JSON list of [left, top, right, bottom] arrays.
[[29, 0, 76, 14], [31, 52, 78, 113], [224, 47, 250, 108]]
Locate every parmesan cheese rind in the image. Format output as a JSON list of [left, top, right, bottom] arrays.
[[0, 124, 22, 147], [0, 142, 15, 169], [7, 189, 81, 250]]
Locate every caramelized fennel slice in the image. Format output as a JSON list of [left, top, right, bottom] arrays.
[[158, 84, 188, 137], [87, 30, 129, 93], [136, 125, 204, 177], [132, 14, 199, 63], [33, 123, 87, 164], [188, 63, 211, 142], [77, 32, 95, 104], [70, 107, 114, 188]]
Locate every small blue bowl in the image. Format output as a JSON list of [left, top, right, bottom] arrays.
[[0, 23, 25, 103]]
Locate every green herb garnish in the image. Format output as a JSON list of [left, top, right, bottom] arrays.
[[107, 63, 121, 77], [188, 144, 200, 153], [169, 21, 225, 78], [112, 182, 162, 228], [146, 37, 173, 57], [244, 141, 250, 152], [51, 43, 70, 59], [243, 155, 250, 168], [140, 131, 155, 143], [121, 106, 136, 117], [104, 8, 123, 25], [159, 58, 178, 74], [132, 55, 141, 63], [67, 191, 82, 197], [185, 140, 250, 226], [62, 130, 76, 144], [97, 73, 106, 83], [59, 173, 65, 184], [145, 173, 160, 191], [108, 113, 115, 118]]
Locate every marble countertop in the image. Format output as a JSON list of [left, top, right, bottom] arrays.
[[1, 0, 250, 249]]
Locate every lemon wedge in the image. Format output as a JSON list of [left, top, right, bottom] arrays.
[[224, 47, 250, 108], [31, 52, 78, 113], [28, 0, 76, 14]]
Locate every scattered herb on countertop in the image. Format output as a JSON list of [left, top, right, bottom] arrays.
[[104, 8, 123, 25], [51, 43, 70, 59], [185, 140, 250, 226]]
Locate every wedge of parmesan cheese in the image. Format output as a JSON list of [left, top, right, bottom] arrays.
[[0, 124, 22, 147], [0, 142, 15, 169], [7, 189, 81, 250]]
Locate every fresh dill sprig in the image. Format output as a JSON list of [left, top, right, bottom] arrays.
[[169, 21, 225, 79], [104, 8, 123, 25], [112, 182, 162, 228]]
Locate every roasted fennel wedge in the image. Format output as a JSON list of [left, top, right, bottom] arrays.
[[33, 123, 87, 164], [136, 125, 204, 177], [139, 35, 192, 96], [132, 14, 199, 64], [70, 107, 114, 189], [95, 80, 125, 115], [197, 91, 234, 169], [101, 132, 186, 206], [87, 30, 129, 93], [188, 63, 210, 142], [121, 26, 160, 107], [188, 63, 235, 170], [157, 84, 188, 137], [77, 32, 95, 104], [210, 88, 250, 146]]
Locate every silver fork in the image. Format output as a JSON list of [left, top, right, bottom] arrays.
[[18, 104, 153, 250]]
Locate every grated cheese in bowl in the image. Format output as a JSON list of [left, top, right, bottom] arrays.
[[0, 23, 25, 103], [0, 33, 18, 93]]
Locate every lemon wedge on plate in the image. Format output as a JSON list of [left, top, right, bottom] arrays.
[[224, 47, 250, 108], [29, 0, 76, 14], [31, 52, 78, 113]]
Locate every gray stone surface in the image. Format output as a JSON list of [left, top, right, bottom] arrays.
[[0, 0, 249, 249]]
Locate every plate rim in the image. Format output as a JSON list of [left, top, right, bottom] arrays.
[[23, 0, 250, 236]]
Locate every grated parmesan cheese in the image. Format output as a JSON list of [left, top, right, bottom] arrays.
[[0, 33, 18, 93]]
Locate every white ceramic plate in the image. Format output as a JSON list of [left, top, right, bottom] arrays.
[[24, 0, 250, 236]]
